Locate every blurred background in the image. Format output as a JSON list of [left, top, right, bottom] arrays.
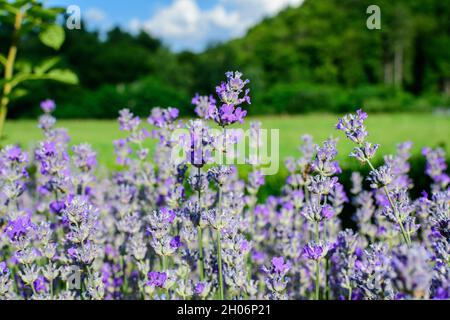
[[1, 0, 449, 200], [1, 0, 449, 119]]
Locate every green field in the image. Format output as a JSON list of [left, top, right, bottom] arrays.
[[3, 113, 450, 171]]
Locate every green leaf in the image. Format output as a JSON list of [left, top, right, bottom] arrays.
[[29, 5, 64, 20], [10, 88, 28, 100], [15, 61, 33, 74], [0, 54, 6, 66], [39, 25, 65, 50], [0, 2, 20, 14], [8, 69, 78, 89], [34, 57, 61, 75], [46, 69, 79, 84]]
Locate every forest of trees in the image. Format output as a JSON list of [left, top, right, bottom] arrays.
[[1, 0, 449, 118]]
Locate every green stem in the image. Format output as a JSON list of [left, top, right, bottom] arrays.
[[197, 167, 205, 281], [50, 279, 54, 298], [322, 195, 329, 300], [247, 203, 255, 281], [0, 105, 7, 141], [0, 8, 24, 139], [198, 226, 204, 280], [325, 258, 330, 300], [120, 255, 128, 296], [162, 255, 168, 271], [383, 186, 411, 245], [366, 159, 410, 245], [216, 228, 224, 300], [315, 260, 320, 300], [31, 283, 38, 297], [215, 126, 226, 299], [315, 221, 320, 300]]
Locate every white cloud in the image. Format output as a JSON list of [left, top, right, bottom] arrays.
[[85, 8, 107, 23], [128, 0, 303, 51], [224, 0, 303, 16]]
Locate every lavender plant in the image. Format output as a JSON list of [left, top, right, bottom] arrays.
[[0, 75, 448, 300]]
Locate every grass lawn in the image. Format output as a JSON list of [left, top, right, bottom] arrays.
[[3, 113, 450, 172]]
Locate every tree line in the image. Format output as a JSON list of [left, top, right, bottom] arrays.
[[1, 0, 449, 119]]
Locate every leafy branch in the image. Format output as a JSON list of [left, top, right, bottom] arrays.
[[0, 0, 79, 139]]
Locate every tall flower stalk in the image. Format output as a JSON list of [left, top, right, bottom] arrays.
[[184, 119, 215, 281], [194, 71, 251, 299], [336, 109, 411, 245]]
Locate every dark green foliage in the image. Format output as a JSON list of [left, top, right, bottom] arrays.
[[2, 0, 449, 118]]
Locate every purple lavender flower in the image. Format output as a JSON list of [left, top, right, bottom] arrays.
[[4, 214, 35, 242], [336, 109, 368, 144], [384, 142, 413, 190], [33, 275, 48, 293], [422, 147, 450, 191], [73, 144, 97, 172], [247, 170, 265, 192], [195, 71, 250, 127], [311, 138, 341, 176], [170, 236, 182, 249], [329, 230, 360, 300], [148, 107, 179, 128], [49, 200, 66, 215], [0, 145, 29, 201], [263, 256, 291, 299], [147, 207, 176, 239], [0, 262, 8, 275], [147, 271, 167, 288], [350, 142, 379, 163], [118, 109, 140, 131], [192, 94, 216, 119], [62, 196, 101, 265], [194, 282, 205, 295], [302, 242, 329, 261], [391, 245, 432, 299], [368, 164, 393, 189], [207, 165, 235, 187], [301, 199, 335, 222], [113, 139, 132, 165], [183, 119, 215, 167], [352, 243, 395, 299], [40, 99, 56, 113], [271, 257, 291, 274]]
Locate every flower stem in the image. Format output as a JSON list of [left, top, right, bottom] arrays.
[[315, 260, 320, 300], [216, 228, 224, 300], [366, 159, 411, 245], [215, 127, 226, 299], [197, 167, 205, 280], [383, 186, 411, 245], [315, 221, 320, 300], [198, 226, 205, 280], [162, 255, 168, 271], [50, 279, 54, 298]]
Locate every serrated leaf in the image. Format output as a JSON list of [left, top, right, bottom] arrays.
[[46, 69, 79, 84], [39, 25, 65, 50]]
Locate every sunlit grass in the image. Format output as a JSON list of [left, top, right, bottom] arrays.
[[3, 113, 449, 171]]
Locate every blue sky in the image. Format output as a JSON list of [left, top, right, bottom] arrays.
[[46, 0, 304, 52]]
